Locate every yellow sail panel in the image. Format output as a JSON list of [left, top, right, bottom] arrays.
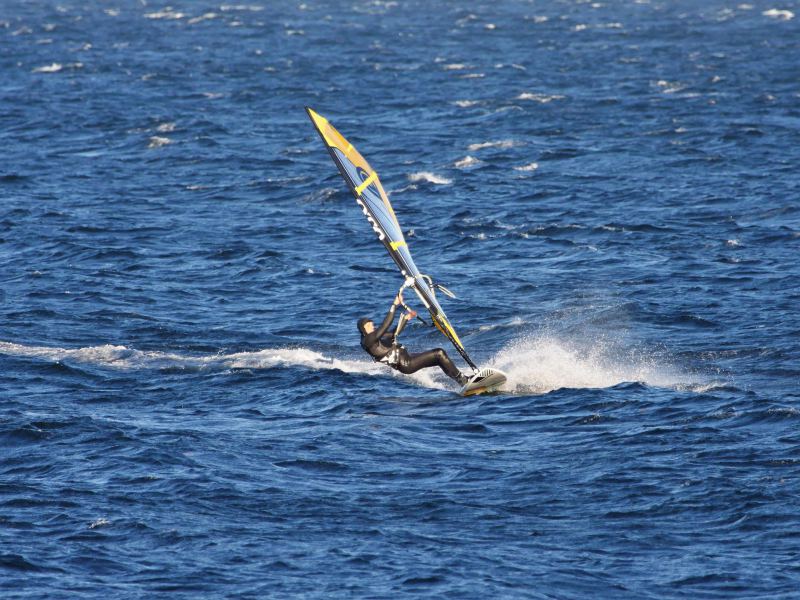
[[306, 108, 399, 223]]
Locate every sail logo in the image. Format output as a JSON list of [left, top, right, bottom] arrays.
[[356, 168, 379, 198], [355, 195, 386, 241]]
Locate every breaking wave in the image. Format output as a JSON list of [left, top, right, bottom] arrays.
[[454, 155, 481, 168], [467, 140, 517, 151], [516, 92, 565, 103], [407, 171, 452, 185], [763, 8, 794, 20]]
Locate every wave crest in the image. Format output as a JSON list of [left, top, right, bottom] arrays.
[[407, 172, 452, 185]]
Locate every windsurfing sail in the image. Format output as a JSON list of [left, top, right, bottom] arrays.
[[306, 107, 477, 371]]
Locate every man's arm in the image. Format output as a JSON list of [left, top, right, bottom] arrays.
[[378, 311, 408, 347], [363, 295, 401, 347], [373, 303, 397, 339]]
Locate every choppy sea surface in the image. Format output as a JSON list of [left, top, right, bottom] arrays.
[[2, 1, 800, 597]]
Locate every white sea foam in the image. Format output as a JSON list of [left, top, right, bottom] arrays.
[[443, 63, 468, 70], [0, 341, 447, 391], [454, 155, 481, 168], [144, 9, 185, 20], [89, 518, 110, 529], [467, 140, 516, 151], [655, 80, 687, 94], [148, 136, 172, 148], [478, 316, 527, 332], [220, 4, 264, 11], [188, 12, 218, 24], [516, 92, 565, 103], [33, 63, 62, 73], [763, 8, 794, 20], [455, 14, 478, 26], [490, 333, 708, 394], [407, 172, 452, 185], [453, 99, 480, 108], [514, 162, 539, 172]]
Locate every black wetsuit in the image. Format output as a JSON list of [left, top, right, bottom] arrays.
[[360, 305, 463, 381]]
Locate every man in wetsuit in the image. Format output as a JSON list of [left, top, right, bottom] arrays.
[[357, 293, 468, 385]]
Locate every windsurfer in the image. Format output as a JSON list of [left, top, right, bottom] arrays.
[[358, 293, 468, 385]]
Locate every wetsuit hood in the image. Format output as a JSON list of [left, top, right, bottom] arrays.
[[357, 318, 372, 336]]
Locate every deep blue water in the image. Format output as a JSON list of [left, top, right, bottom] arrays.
[[2, 1, 800, 597]]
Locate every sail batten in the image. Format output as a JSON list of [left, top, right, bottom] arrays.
[[306, 107, 477, 371]]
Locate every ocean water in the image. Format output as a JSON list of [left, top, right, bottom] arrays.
[[2, 0, 800, 597]]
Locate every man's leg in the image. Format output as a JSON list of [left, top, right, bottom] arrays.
[[396, 348, 463, 381]]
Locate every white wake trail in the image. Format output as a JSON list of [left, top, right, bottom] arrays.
[[1, 333, 715, 396], [0, 341, 449, 390]]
